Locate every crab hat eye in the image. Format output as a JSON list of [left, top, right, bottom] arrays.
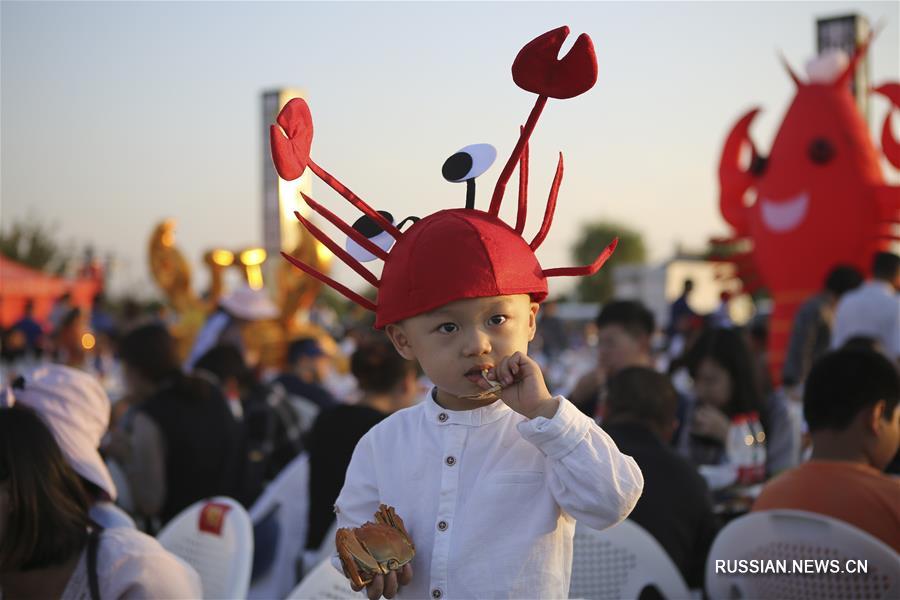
[[346, 211, 397, 263], [442, 144, 497, 182]]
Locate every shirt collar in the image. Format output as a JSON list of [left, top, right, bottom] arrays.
[[424, 387, 512, 426], [865, 280, 897, 295]]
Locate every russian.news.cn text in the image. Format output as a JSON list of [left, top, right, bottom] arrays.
[[715, 559, 869, 575]]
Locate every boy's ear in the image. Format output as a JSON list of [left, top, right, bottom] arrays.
[[528, 302, 540, 342], [866, 399, 887, 434], [385, 323, 416, 360]]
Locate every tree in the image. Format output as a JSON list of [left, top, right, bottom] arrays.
[[572, 221, 646, 302], [0, 217, 72, 274]]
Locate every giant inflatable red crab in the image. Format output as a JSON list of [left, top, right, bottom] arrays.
[[716, 36, 900, 383]]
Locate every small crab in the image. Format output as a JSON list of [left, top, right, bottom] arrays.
[[460, 368, 504, 401], [336, 504, 416, 589]]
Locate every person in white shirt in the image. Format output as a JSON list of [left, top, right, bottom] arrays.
[[831, 252, 900, 360], [0, 404, 201, 599], [338, 295, 643, 599], [269, 26, 644, 599]]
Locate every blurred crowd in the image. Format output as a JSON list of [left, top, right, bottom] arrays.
[[1, 250, 897, 596]]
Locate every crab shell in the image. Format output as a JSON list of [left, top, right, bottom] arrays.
[[336, 504, 416, 588]]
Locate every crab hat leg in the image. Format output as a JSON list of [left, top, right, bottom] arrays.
[[543, 238, 618, 278], [270, 97, 402, 240], [300, 192, 389, 260], [281, 252, 376, 312], [293, 211, 380, 287]]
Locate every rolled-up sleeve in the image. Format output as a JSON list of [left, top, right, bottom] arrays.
[[517, 397, 644, 530]]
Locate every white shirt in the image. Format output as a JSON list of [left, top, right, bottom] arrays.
[[333, 393, 643, 599], [831, 280, 900, 358], [60, 527, 202, 600]]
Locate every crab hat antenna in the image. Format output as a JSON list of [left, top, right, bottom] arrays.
[[529, 152, 563, 250], [515, 126, 529, 234], [489, 26, 598, 221]]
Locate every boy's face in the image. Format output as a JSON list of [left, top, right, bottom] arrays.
[[385, 295, 539, 410], [596, 324, 650, 376]]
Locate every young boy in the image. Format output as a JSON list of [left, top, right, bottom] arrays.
[[753, 347, 900, 551], [270, 27, 644, 599]]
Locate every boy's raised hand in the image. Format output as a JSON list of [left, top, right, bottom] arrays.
[[349, 564, 413, 600], [484, 351, 558, 420]]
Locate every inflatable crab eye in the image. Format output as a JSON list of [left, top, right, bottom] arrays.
[[346, 211, 397, 263], [442, 144, 497, 182], [808, 138, 835, 165]]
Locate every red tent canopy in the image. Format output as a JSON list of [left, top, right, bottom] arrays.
[[0, 255, 101, 328]]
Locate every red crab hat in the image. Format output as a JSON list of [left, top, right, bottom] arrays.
[[271, 26, 618, 329]]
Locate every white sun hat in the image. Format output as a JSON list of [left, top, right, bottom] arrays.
[[10, 364, 117, 501], [220, 285, 279, 321]]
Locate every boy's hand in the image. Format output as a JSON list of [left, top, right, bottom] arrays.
[[483, 351, 557, 420], [349, 564, 413, 600]]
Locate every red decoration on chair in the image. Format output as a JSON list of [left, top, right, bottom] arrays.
[[199, 501, 232, 536]]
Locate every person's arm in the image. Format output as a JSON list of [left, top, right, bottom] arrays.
[[517, 398, 644, 531], [568, 369, 603, 416], [687, 479, 721, 590], [886, 297, 900, 362], [102, 532, 203, 599], [331, 434, 412, 599], [782, 302, 815, 385], [125, 412, 167, 519]]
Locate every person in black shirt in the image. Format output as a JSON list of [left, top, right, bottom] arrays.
[[305, 338, 419, 552], [603, 367, 719, 590], [194, 343, 305, 506], [113, 323, 241, 528], [272, 337, 338, 410]]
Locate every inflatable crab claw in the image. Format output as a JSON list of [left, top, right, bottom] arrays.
[[512, 26, 598, 100], [270, 98, 314, 181]]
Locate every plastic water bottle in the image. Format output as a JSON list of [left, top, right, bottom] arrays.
[[726, 413, 755, 485], [747, 411, 767, 483]]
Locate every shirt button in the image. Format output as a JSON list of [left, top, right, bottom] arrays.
[[445, 456, 456, 466], [432, 589, 443, 599], [437, 520, 448, 531], [438, 412, 448, 422]]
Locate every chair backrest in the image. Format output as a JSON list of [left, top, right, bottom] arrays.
[[569, 520, 691, 600], [705, 509, 900, 600], [157, 496, 254, 600], [285, 558, 358, 600], [105, 458, 134, 513], [247, 453, 310, 600]]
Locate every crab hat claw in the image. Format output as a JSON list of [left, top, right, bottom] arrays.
[[270, 97, 314, 181], [512, 26, 598, 99]]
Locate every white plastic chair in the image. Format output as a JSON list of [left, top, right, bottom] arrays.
[[705, 509, 900, 599], [569, 520, 691, 599], [302, 519, 339, 579], [247, 453, 310, 600], [285, 558, 360, 599], [157, 496, 254, 600], [105, 457, 134, 513]]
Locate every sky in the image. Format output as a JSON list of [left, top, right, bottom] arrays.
[[2, 1, 898, 300]]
